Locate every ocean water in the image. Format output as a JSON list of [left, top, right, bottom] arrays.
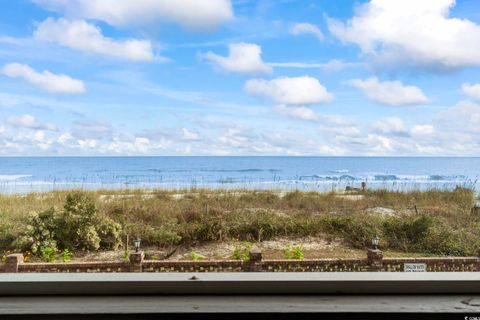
[[0, 156, 479, 194]]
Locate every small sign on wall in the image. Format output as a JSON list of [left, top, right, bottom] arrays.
[[404, 263, 427, 272]]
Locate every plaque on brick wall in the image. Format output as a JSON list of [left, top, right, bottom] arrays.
[[404, 263, 427, 272]]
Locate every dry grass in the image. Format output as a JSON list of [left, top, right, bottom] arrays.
[[1, 187, 479, 257]]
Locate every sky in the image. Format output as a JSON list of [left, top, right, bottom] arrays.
[[1, 0, 480, 156]]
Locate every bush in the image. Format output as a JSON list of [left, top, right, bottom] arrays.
[[0, 222, 16, 250], [419, 220, 472, 256], [17, 192, 122, 255], [284, 244, 304, 260], [183, 215, 224, 242], [225, 210, 283, 242], [123, 248, 129, 262], [14, 208, 59, 254], [97, 218, 122, 250], [382, 215, 432, 251], [61, 248, 72, 262], [190, 250, 205, 261], [41, 247, 56, 262], [155, 221, 182, 247], [57, 193, 101, 250], [232, 241, 253, 261], [319, 215, 382, 248]]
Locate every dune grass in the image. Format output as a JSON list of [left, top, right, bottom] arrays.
[[0, 187, 479, 257]]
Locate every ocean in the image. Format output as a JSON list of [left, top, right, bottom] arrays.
[[0, 156, 478, 194]]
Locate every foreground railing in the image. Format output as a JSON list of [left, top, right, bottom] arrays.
[[1, 249, 479, 273]]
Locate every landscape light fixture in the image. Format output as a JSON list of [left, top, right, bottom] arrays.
[[133, 238, 141, 253], [372, 235, 380, 250]]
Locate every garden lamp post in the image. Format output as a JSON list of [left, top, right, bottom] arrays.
[[372, 235, 380, 250], [133, 238, 141, 253]]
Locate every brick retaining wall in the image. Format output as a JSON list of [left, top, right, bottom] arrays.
[[142, 260, 245, 272], [381, 257, 479, 272], [1, 250, 479, 273], [18, 261, 130, 273], [263, 258, 371, 272]]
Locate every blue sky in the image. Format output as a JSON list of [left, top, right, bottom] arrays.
[[1, 0, 480, 156]]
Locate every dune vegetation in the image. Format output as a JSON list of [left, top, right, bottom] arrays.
[[0, 187, 478, 261]]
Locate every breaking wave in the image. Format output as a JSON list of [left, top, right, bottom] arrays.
[[299, 174, 468, 182], [0, 175, 32, 182]]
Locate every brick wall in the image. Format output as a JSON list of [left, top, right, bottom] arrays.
[[142, 260, 245, 272], [1, 251, 479, 273], [263, 259, 371, 272], [382, 257, 479, 272], [18, 261, 130, 273]]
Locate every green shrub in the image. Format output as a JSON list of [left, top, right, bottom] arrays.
[[154, 220, 182, 246], [319, 215, 381, 248], [224, 210, 283, 242], [41, 246, 56, 262], [61, 248, 73, 262], [284, 244, 304, 259], [382, 215, 433, 251], [17, 192, 122, 255], [123, 248, 129, 262], [190, 250, 205, 261], [231, 241, 253, 261], [13, 208, 59, 254], [183, 215, 224, 242], [97, 218, 122, 250], [0, 222, 16, 250], [58, 193, 101, 250], [419, 219, 472, 256]]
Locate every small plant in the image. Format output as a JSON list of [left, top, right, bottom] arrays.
[[232, 241, 253, 261], [190, 250, 205, 261], [23, 251, 32, 262], [284, 244, 304, 260], [0, 250, 9, 263], [41, 246, 56, 262], [123, 248, 129, 262], [61, 249, 73, 262]]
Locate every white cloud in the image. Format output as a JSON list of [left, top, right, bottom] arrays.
[[327, 0, 480, 69], [217, 128, 251, 149], [461, 83, 480, 101], [268, 59, 361, 72], [330, 126, 362, 139], [133, 137, 150, 153], [244, 76, 333, 105], [99, 136, 171, 155], [1, 62, 86, 94], [438, 100, 480, 133], [71, 120, 112, 139], [273, 105, 318, 121], [77, 139, 98, 149], [33, 0, 233, 31], [411, 124, 435, 136], [290, 22, 324, 41], [347, 77, 429, 106], [180, 128, 199, 141], [202, 43, 272, 74], [372, 117, 406, 135], [34, 18, 154, 62], [57, 132, 72, 143], [34, 130, 45, 142], [6, 114, 57, 131]]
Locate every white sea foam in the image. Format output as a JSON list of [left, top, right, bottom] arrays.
[[331, 169, 349, 173], [0, 175, 32, 181]]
